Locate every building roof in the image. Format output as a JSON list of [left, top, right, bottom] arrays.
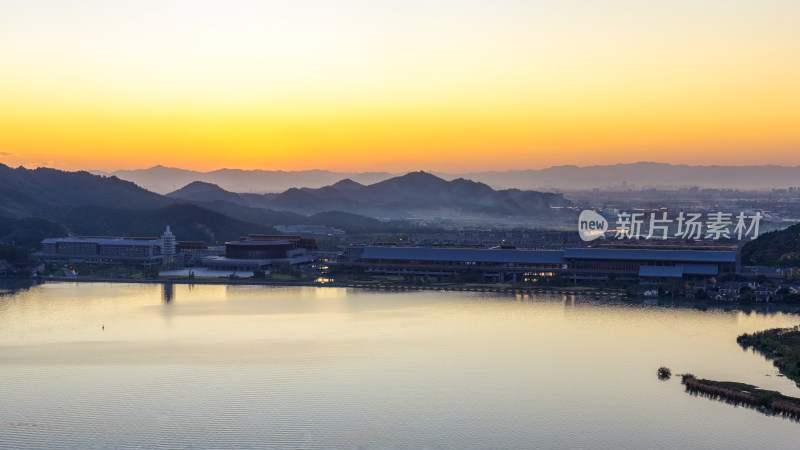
[[638, 263, 719, 278], [563, 248, 737, 263], [42, 237, 159, 246], [203, 256, 272, 267], [639, 265, 684, 278], [98, 239, 161, 246], [360, 247, 566, 264], [42, 237, 104, 244], [226, 240, 292, 246], [681, 263, 719, 276]]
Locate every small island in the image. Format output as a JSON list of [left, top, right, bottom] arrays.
[[682, 374, 800, 421], [674, 326, 800, 422]]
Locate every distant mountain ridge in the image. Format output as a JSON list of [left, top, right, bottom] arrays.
[[167, 171, 571, 218], [98, 162, 800, 193], [0, 164, 170, 218], [93, 166, 395, 195], [0, 164, 445, 246], [445, 162, 800, 191], [0, 164, 276, 245]]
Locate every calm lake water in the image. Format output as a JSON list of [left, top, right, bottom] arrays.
[[2, 281, 800, 449]]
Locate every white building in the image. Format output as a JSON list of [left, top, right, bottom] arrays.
[[161, 225, 176, 265]]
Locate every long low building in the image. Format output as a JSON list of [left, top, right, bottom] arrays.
[[40, 237, 164, 266], [351, 246, 565, 282], [339, 246, 740, 283], [562, 248, 739, 281]]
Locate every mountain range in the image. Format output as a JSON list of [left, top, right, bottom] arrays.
[[165, 171, 571, 218], [451, 163, 800, 191], [3, 164, 570, 249], [95, 162, 800, 194], [3, 162, 798, 266], [91, 166, 395, 195], [0, 164, 276, 248]]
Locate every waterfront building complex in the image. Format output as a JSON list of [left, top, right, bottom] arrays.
[[40, 236, 166, 266], [340, 245, 740, 283], [201, 234, 318, 272], [40, 226, 180, 266]]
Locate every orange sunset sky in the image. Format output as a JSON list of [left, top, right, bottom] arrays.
[[1, 0, 799, 172]]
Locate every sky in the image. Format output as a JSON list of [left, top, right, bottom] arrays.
[[1, 0, 799, 172]]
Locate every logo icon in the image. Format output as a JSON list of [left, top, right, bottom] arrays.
[[578, 210, 608, 242]]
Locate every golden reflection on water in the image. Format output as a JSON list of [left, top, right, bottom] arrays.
[[2, 282, 800, 448]]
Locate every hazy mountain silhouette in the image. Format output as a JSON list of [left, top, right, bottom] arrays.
[[0, 164, 170, 218], [166, 181, 245, 205], [445, 162, 800, 190], [102, 162, 800, 193], [328, 179, 364, 191], [0, 164, 276, 242], [0, 164, 439, 242], [95, 166, 395, 194], [167, 171, 571, 217]]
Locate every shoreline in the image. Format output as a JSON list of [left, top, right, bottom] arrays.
[[32, 276, 626, 296], [682, 375, 800, 422], [738, 327, 800, 385], [1, 277, 795, 309], [4, 277, 800, 311]]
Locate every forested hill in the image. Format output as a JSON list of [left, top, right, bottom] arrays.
[[741, 223, 800, 267], [0, 164, 170, 218], [167, 171, 572, 217], [0, 164, 440, 250], [0, 164, 275, 248]]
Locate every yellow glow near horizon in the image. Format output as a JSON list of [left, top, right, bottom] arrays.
[[1, 0, 799, 172]]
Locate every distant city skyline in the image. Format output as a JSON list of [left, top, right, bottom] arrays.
[[1, 0, 799, 172]]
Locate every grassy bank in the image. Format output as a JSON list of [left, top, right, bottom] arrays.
[[737, 327, 800, 384], [682, 374, 800, 421]]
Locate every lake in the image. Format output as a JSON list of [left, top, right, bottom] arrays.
[[1, 281, 799, 448]]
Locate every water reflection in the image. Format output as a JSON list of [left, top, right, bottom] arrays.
[[1, 282, 800, 448], [161, 282, 174, 304], [0, 279, 40, 297]]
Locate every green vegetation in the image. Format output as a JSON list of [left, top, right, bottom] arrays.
[[189, 201, 306, 228], [737, 327, 800, 383], [187, 200, 444, 235], [0, 216, 69, 251], [1, 164, 447, 249], [0, 164, 170, 219], [0, 164, 283, 245], [657, 367, 671, 380], [57, 263, 161, 280], [59, 203, 277, 244], [681, 374, 800, 421], [306, 211, 440, 234], [741, 222, 800, 267], [674, 326, 800, 423], [776, 288, 800, 303], [0, 242, 29, 262]]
